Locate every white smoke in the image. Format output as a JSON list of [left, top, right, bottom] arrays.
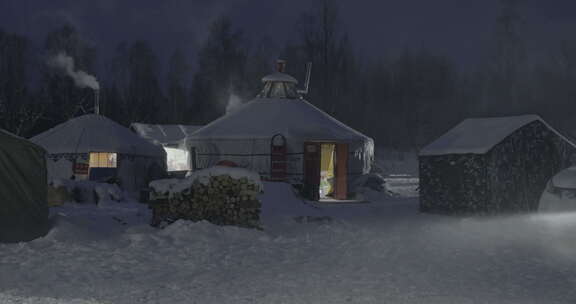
[[48, 52, 100, 90], [225, 93, 243, 114]]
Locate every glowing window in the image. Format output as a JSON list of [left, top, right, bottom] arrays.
[[164, 147, 190, 171], [89, 152, 117, 168]]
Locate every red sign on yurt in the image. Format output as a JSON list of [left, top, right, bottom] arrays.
[[73, 162, 89, 175], [270, 134, 287, 181]]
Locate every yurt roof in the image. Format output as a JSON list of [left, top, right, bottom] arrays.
[[130, 123, 203, 146], [261, 72, 298, 84], [420, 115, 576, 156], [31, 114, 165, 157], [187, 98, 372, 142]]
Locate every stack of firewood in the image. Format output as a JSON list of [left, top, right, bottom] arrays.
[[150, 174, 262, 229]]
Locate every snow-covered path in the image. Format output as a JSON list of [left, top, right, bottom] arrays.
[[1, 182, 576, 303]]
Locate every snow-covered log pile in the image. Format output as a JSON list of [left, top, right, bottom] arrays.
[[149, 166, 263, 229]]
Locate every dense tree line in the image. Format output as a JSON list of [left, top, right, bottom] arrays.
[[0, 0, 575, 151]]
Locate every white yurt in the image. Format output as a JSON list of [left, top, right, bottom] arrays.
[[184, 61, 374, 201], [31, 114, 166, 193]]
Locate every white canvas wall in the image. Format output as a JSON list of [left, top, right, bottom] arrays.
[[188, 137, 373, 185], [47, 158, 74, 182], [46, 154, 165, 194]]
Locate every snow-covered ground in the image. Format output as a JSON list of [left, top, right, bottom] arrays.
[[1, 178, 576, 304], [374, 148, 419, 176]]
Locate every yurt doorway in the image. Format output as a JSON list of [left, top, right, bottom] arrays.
[[320, 143, 336, 199], [303, 142, 348, 201]]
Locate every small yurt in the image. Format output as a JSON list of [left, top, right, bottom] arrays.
[[184, 61, 374, 201], [0, 129, 49, 242], [420, 115, 576, 215], [31, 114, 166, 193]]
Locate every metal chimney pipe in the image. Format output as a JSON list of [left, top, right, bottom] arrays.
[[94, 89, 100, 115], [297, 62, 313, 95]]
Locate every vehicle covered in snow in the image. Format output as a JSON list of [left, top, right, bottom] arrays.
[[540, 166, 576, 212]]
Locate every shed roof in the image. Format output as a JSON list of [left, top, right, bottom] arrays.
[[420, 115, 576, 156], [130, 123, 203, 146]]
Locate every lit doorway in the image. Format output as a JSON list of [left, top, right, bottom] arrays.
[[320, 143, 336, 199], [303, 142, 348, 201]]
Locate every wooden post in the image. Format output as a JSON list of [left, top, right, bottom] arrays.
[[303, 142, 321, 201], [334, 143, 348, 200]]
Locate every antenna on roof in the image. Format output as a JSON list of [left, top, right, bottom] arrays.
[[297, 62, 312, 95]]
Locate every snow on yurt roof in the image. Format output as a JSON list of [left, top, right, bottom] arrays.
[[31, 114, 165, 157], [130, 123, 203, 146], [187, 98, 371, 142], [261, 72, 298, 84], [420, 115, 576, 156]]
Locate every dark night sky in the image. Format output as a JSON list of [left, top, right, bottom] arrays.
[[1, 0, 576, 71]]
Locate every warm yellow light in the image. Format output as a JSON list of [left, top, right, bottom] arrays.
[[89, 152, 117, 168]]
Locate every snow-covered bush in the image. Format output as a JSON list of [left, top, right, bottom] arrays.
[[49, 179, 124, 205], [149, 166, 263, 229]]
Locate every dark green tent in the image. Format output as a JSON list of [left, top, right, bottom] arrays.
[[0, 129, 49, 242]]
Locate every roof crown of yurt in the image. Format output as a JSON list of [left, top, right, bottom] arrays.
[[30, 68, 166, 194], [185, 60, 374, 201]]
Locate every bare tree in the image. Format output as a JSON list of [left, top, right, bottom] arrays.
[[487, 0, 526, 113], [0, 29, 45, 136], [42, 24, 98, 122], [166, 48, 190, 123], [190, 16, 247, 124]]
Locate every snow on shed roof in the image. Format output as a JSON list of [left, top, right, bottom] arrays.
[[420, 115, 576, 156], [187, 98, 372, 142], [130, 123, 203, 146], [31, 114, 165, 157]]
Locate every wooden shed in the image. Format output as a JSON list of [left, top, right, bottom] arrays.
[[419, 115, 576, 215]]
